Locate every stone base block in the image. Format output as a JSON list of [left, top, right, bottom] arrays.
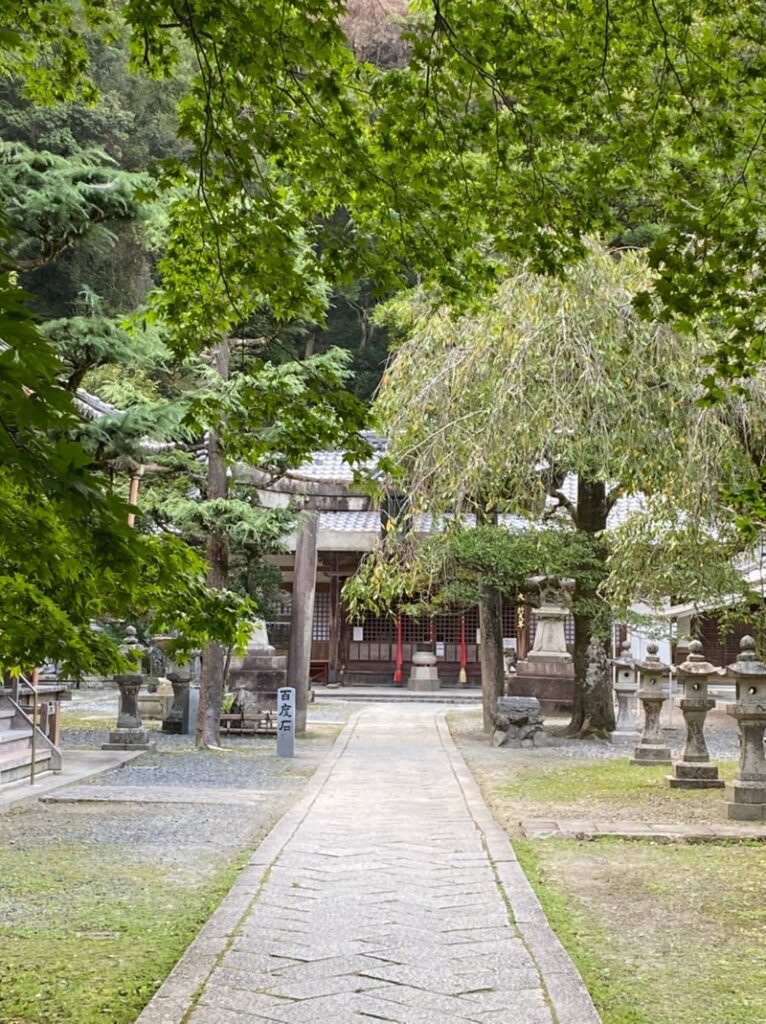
[[101, 742, 156, 751], [102, 728, 155, 752], [724, 800, 766, 822], [668, 769, 725, 790], [408, 675, 440, 692], [725, 780, 766, 820], [668, 761, 724, 788], [611, 730, 640, 745], [630, 743, 672, 766], [512, 660, 574, 707]]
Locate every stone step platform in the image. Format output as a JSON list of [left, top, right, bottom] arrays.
[[42, 784, 273, 807], [0, 748, 52, 785], [314, 686, 482, 704]]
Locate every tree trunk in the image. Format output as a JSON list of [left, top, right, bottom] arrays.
[[564, 477, 615, 736], [197, 338, 230, 748], [479, 586, 504, 733]]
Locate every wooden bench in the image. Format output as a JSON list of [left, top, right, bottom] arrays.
[[220, 709, 276, 736]]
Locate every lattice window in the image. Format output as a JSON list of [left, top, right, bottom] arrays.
[[402, 615, 431, 643], [501, 603, 517, 638], [433, 613, 461, 644], [312, 591, 330, 641], [355, 611, 396, 643]]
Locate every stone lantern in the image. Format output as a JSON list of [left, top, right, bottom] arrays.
[[725, 635, 766, 821], [102, 626, 155, 751], [150, 635, 194, 735], [612, 640, 638, 738], [630, 642, 672, 765], [668, 640, 724, 789]]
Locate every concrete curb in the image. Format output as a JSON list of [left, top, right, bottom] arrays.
[[436, 714, 602, 1024], [134, 711, 363, 1024], [0, 749, 144, 812]]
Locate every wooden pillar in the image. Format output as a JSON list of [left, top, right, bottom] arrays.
[[288, 510, 319, 733], [517, 604, 529, 660], [338, 583, 351, 685], [328, 562, 340, 684]]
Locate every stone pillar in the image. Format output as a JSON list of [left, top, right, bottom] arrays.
[[668, 640, 724, 789], [288, 510, 319, 734], [724, 636, 766, 821], [162, 670, 191, 734], [630, 643, 672, 765], [611, 640, 638, 740]]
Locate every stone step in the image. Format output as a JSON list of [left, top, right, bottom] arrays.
[[0, 729, 34, 757], [0, 707, 14, 730], [0, 748, 52, 785]]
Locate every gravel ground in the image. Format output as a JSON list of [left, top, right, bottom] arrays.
[[450, 704, 751, 828], [454, 700, 743, 762], [3, 698, 358, 891], [60, 692, 359, 755]]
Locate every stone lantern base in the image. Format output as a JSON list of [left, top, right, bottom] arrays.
[[667, 761, 724, 790], [724, 780, 766, 821], [102, 727, 156, 751], [630, 742, 672, 766]]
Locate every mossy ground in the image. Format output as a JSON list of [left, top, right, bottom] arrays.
[[516, 838, 766, 1024], [450, 711, 766, 1024], [0, 839, 245, 1024], [0, 705, 347, 1024]]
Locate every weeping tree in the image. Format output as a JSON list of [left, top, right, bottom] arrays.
[[375, 243, 757, 735]]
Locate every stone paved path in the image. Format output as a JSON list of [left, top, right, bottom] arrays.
[[136, 705, 599, 1024]]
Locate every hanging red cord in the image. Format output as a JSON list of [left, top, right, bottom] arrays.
[[393, 613, 403, 684]]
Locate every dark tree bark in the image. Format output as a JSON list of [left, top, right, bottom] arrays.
[[196, 338, 230, 748], [564, 477, 615, 736], [479, 585, 505, 733]]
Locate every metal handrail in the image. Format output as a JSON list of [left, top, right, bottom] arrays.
[[11, 671, 40, 786]]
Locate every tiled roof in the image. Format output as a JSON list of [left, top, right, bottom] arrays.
[[318, 501, 641, 537], [291, 431, 385, 485]]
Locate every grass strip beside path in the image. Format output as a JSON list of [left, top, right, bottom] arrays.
[[449, 712, 766, 1024]]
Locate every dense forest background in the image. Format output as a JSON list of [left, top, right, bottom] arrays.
[[2, 2, 413, 409]]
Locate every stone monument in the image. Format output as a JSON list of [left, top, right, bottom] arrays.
[[611, 640, 639, 740], [668, 640, 724, 789], [102, 626, 156, 751], [724, 636, 766, 821], [228, 620, 286, 707], [513, 580, 574, 707], [630, 642, 672, 766], [407, 650, 439, 692]]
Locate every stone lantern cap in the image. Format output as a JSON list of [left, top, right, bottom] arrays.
[[727, 636, 766, 709], [117, 625, 145, 676], [635, 642, 669, 678], [727, 635, 766, 678], [677, 640, 721, 679], [612, 640, 635, 670], [676, 639, 724, 702]]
